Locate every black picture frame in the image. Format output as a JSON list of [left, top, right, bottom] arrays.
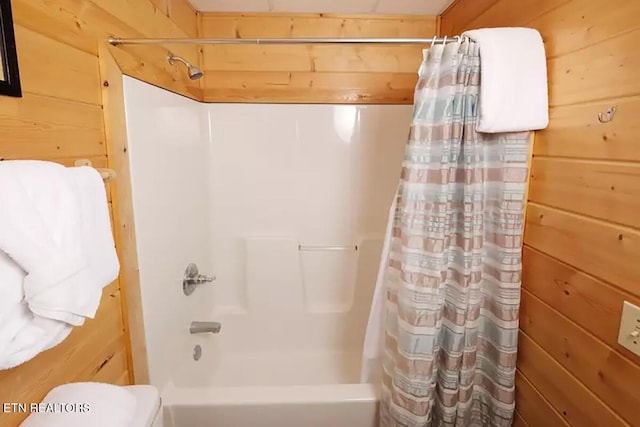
[[0, 0, 21, 97]]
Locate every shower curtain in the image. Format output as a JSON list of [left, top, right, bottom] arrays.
[[374, 40, 529, 426]]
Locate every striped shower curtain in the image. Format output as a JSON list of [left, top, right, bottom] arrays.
[[380, 40, 529, 426]]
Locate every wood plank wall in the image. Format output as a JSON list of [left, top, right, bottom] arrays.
[[0, 0, 197, 425], [441, 1, 640, 426], [11, 1, 638, 426], [199, 13, 437, 103]]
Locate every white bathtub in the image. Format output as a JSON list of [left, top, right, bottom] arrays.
[[162, 349, 379, 427], [163, 385, 378, 427], [123, 86, 411, 427]]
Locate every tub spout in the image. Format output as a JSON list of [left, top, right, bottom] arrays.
[[190, 321, 221, 334]]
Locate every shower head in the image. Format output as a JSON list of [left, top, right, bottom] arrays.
[[187, 65, 204, 80], [167, 52, 203, 80]]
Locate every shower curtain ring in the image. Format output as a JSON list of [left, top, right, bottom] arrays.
[[442, 36, 448, 45]]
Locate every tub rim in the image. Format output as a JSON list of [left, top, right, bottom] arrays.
[[162, 382, 379, 406]]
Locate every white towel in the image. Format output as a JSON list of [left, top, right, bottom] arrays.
[[0, 251, 72, 369], [19, 382, 137, 427], [27, 166, 120, 325], [462, 27, 549, 133], [0, 161, 87, 324], [0, 161, 119, 369]]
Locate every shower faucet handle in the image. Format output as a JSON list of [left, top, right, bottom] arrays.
[[183, 263, 215, 296], [192, 274, 215, 284]]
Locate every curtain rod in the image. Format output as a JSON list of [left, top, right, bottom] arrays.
[[108, 36, 461, 46]]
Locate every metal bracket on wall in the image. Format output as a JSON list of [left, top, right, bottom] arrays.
[[598, 106, 617, 123]]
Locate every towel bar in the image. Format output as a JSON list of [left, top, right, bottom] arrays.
[[298, 245, 358, 252], [74, 159, 116, 183]]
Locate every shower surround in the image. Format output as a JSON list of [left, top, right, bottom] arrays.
[[123, 76, 412, 426]]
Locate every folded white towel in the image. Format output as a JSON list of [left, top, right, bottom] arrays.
[[67, 167, 120, 295], [0, 160, 89, 326], [462, 27, 549, 133], [0, 161, 119, 369], [0, 250, 72, 369], [19, 382, 137, 427], [27, 166, 120, 325]]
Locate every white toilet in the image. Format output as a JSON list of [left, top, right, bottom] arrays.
[[122, 385, 163, 427], [20, 383, 162, 427]]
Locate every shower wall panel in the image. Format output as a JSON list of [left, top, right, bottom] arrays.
[[123, 76, 212, 390], [205, 104, 411, 319]]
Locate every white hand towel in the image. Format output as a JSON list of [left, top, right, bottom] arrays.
[[0, 161, 119, 369], [0, 160, 90, 326], [26, 166, 120, 324], [0, 250, 72, 370], [462, 27, 549, 133], [68, 166, 120, 294], [19, 382, 137, 427]]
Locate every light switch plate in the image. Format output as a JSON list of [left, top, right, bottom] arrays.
[[618, 301, 640, 356]]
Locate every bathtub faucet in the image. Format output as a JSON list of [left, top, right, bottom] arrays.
[[190, 321, 221, 334]]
